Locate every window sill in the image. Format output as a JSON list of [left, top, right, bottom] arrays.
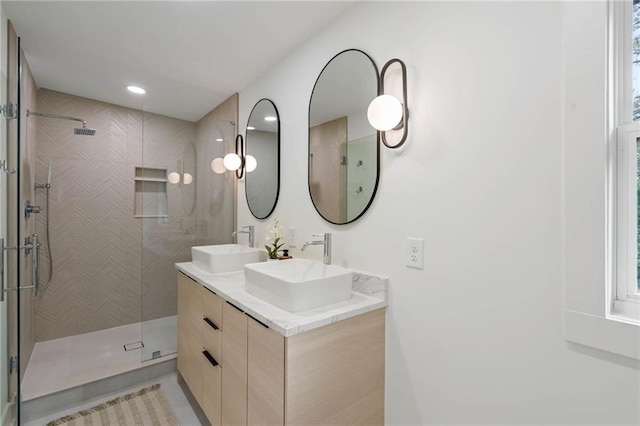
[[564, 310, 640, 360], [611, 298, 640, 324]]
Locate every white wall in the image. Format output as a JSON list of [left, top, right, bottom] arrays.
[[238, 2, 640, 424]]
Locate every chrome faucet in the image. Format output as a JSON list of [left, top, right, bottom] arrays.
[[301, 233, 331, 265], [232, 225, 254, 247]]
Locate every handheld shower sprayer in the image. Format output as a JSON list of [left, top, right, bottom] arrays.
[[35, 161, 51, 189], [34, 160, 54, 292], [26, 109, 96, 136]]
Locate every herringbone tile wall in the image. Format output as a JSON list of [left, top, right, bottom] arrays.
[[33, 89, 236, 342]]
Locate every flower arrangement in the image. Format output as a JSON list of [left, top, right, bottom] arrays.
[[265, 218, 284, 259]]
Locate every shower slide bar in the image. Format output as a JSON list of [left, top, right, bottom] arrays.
[[0, 235, 39, 301]]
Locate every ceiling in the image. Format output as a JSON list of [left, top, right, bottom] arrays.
[[3, 1, 357, 122]]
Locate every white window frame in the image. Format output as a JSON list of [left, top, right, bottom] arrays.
[[563, 0, 639, 361], [613, 124, 640, 323], [611, 0, 640, 324]]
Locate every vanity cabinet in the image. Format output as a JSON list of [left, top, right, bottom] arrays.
[[177, 272, 223, 426], [177, 272, 202, 404], [178, 271, 385, 426], [221, 301, 248, 426], [247, 317, 285, 425]]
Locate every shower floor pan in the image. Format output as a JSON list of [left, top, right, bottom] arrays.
[[20, 316, 177, 423]]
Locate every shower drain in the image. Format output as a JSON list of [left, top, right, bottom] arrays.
[[124, 341, 144, 351]]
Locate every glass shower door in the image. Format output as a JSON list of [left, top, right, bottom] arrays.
[[139, 108, 193, 362], [139, 109, 236, 362], [4, 32, 29, 426]]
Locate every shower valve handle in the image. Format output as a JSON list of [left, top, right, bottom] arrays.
[[24, 200, 41, 218]]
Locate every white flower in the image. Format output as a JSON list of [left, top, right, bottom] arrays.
[[264, 218, 285, 259]]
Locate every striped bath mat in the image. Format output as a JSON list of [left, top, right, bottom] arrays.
[[46, 384, 178, 426]]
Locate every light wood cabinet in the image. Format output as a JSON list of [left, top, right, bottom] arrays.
[[221, 301, 248, 426], [247, 316, 285, 425], [285, 309, 385, 425], [178, 271, 385, 426], [177, 272, 202, 405], [177, 272, 223, 426]]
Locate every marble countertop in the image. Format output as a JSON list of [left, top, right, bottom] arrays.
[[175, 262, 388, 337]]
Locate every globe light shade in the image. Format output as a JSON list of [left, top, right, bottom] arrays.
[[167, 172, 180, 184], [367, 94, 403, 131], [223, 153, 242, 171], [211, 158, 226, 174], [245, 155, 257, 172], [183, 173, 193, 185]]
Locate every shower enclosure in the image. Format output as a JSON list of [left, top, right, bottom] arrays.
[[2, 26, 237, 423], [139, 109, 237, 362]]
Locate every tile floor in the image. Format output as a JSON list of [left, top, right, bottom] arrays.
[[23, 373, 203, 426], [22, 316, 177, 401]]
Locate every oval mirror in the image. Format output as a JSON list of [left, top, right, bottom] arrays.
[[308, 49, 379, 224], [245, 99, 280, 219], [182, 140, 196, 214]]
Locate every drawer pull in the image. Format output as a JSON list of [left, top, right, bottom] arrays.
[[202, 350, 219, 367], [203, 316, 219, 330]]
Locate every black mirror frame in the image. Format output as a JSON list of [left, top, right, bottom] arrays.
[[245, 98, 281, 220], [307, 48, 381, 225]]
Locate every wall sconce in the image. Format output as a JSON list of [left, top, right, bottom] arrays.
[[367, 58, 408, 149], [211, 134, 257, 177], [168, 161, 193, 185]]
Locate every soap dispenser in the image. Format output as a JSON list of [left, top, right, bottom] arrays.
[[278, 249, 292, 260]]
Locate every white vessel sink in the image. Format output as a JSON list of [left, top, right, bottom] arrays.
[[192, 244, 264, 274], [244, 259, 353, 312]]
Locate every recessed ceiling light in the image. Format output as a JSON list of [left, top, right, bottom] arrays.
[[216, 138, 223, 142], [247, 126, 256, 130], [264, 116, 277, 122], [127, 85, 146, 95]]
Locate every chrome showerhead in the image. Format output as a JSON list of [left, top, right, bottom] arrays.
[[74, 125, 96, 136], [27, 109, 96, 136]]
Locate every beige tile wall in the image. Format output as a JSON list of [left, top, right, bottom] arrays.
[[34, 89, 237, 342]]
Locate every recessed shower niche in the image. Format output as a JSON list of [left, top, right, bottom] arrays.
[[134, 166, 169, 219]]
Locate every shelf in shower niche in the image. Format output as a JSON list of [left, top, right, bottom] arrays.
[[135, 166, 167, 181], [134, 177, 168, 182], [134, 166, 168, 219]]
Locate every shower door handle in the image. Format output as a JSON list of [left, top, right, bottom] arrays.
[[31, 233, 38, 297], [1, 238, 4, 302], [0, 235, 40, 301]]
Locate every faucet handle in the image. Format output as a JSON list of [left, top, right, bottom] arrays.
[[312, 233, 326, 238]]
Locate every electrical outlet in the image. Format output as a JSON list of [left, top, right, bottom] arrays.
[[289, 228, 297, 248], [406, 237, 424, 269]]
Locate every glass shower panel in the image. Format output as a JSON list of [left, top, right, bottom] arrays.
[[140, 107, 236, 362], [0, 69, 10, 424]]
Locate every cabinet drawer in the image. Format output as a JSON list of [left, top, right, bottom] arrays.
[[203, 319, 223, 366], [202, 350, 222, 426], [202, 286, 223, 330]]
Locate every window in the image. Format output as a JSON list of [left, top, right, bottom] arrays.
[[612, 0, 640, 323], [633, 0, 640, 121], [563, 0, 639, 360], [614, 124, 640, 322]]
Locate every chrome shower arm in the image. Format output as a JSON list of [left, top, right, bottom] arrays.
[[26, 109, 86, 127]]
